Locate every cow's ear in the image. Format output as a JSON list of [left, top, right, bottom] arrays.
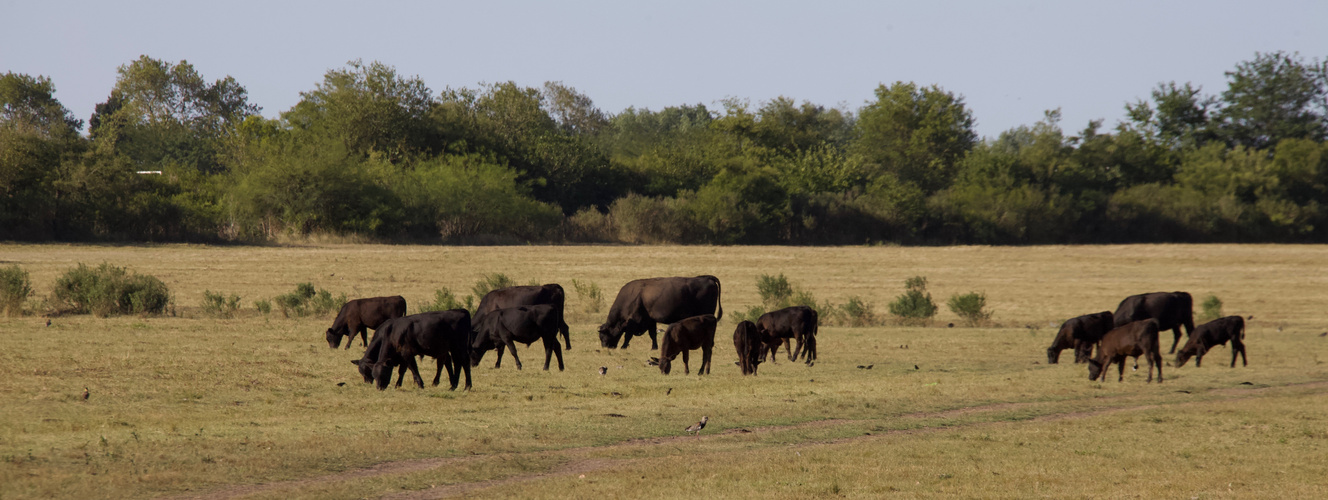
[[350, 360, 361, 365]]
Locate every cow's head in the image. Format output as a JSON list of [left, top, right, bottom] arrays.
[[1087, 358, 1104, 381], [327, 328, 344, 349], [1047, 347, 1061, 364], [351, 358, 375, 384], [1174, 344, 1203, 368], [598, 323, 623, 349], [372, 362, 394, 390]]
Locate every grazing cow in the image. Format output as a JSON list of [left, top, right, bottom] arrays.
[[1113, 291, 1194, 354], [1176, 316, 1247, 368], [756, 306, 819, 365], [598, 275, 723, 350], [1047, 311, 1114, 364], [352, 310, 473, 390], [1088, 319, 1163, 383], [659, 314, 717, 375], [470, 304, 565, 371], [733, 320, 764, 375], [474, 284, 571, 350], [326, 296, 407, 349]]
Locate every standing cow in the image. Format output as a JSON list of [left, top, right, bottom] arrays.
[[1113, 292, 1194, 354], [474, 284, 571, 350], [471, 304, 565, 371], [1175, 316, 1247, 368], [1046, 311, 1114, 364], [733, 320, 764, 375], [352, 309, 473, 390], [756, 306, 818, 365], [326, 296, 407, 349], [598, 275, 723, 349], [659, 314, 717, 375], [1088, 319, 1163, 383]]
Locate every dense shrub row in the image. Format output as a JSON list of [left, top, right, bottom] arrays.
[[3, 52, 1326, 245]]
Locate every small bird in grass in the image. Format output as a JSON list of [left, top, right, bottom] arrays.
[[914, 365, 919, 370], [598, 366, 607, 376], [666, 387, 672, 395], [866, 364, 873, 370], [685, 416, 708, 435], [82, 387, 89, 400], [46, 318, 52, 327]]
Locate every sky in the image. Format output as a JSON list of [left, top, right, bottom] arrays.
[[3, 0, 1326, 139]]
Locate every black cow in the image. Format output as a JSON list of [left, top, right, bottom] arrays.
[[470, 304, 565, 371], [733, 320, 763, 375], [756, 306, 818, 365], [1047, 311, 1114, 364], [598, 275, 723, 350], [659, 314, 717, 375], [1113, 291, 1195, 354], [474, 284, 571, 350], [1088, 319, 1163, 383], [326, 296, 407, 349], [352, 310, 473, 390], [1176, 316, 1247, 368]]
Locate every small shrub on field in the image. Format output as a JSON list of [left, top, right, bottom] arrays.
[[1, 264, 33, 316], [1200, 294, 1223, 321], [570, 279, 604, 315], [756, 273, 821, 309], [51, 262, 171, 317], [888, 276, 937, 325], [273, 282, 344, 318], [947, 291, 993, 326], [201, 290, 241, 318], [254, 299, 272, 316], [471, 273, 516, 300], [420, 288, 471, 313], [732, 305, 767, 323], [839, 296, 880, 327]]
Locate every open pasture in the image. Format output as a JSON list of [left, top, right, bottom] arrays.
[[2, 243, 1327, 499]]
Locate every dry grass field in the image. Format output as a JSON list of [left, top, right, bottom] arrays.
[[2, 243, 1327, 499]]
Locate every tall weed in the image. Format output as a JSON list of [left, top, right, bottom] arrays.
[[0, 264, 33, 316]]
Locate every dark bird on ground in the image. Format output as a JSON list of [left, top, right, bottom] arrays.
[[82, 387, 89, 400], [336, 382, 346, 386], [914, 365, 919, 370], [666, 387, 672, 395], [866, 365, 873, 369], [599, 366, 607, 376], [685, 416, 708, 435], [1247, 315, 1253, 320], [46, 319, 52, 327], [948, 323, 954, 328], [1319, 332, 1327, 337], [857, 365, 865, 369]]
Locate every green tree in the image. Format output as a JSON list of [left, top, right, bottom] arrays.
[[1215, 51, 1328, 150], [1, 73, 87, 239], [853, 82, 977, 193], [283, 60, 435, 163]]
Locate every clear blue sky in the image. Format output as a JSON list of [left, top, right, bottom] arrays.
[[3, 0, 1325, 138]]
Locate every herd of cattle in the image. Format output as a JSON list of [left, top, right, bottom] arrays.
[[328, 276, 818, 391], [326, 277, 1246, 391], [1046, 291, 1249, 383]]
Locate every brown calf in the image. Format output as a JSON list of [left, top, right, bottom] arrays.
[[1088, 319, 1163, 383], [1047, 311, 1113, 364], [1176, 316, 1247, 368], [733, 320, 763, 375], [659, 314, 717, 375]]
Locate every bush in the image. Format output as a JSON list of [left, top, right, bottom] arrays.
[[755, 273, 819, 310], [732, 305, 767, 324], [419, 288, 471, 313], [51, 262, 171, 317], [839, 296, 879, 327], [947, 291, 992, 326], [570, 279, 604, 315], [888, 276, 937, 325], [471, 273, 516, 301], [201, 290, 241, 318], [1200, 294, 1223, 321], [254, 299, 272, 316], [273, 282, 343, 318], [0, 264, 33, 316]]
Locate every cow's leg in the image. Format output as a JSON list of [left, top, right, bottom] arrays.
[[649, 322, 659, 350], [493, 344, 506, 369], [560, 320, 572, 351], [434, 353, 453, 387], [455, 349, 473, 390], [1116, 358, 1126, 382], [404, 357, 425, 389], [358, 325, 370, 349], [1169, 327, 1182, 354], [682, 349, 690, 375], [1155, 350, 1163, 383], [505, 341, 523, 370], [701, 346, 712, 375], [768, 343, 779, 364]]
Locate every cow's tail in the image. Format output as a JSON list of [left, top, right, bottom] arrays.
[[708, 275, 723, 320], [551, 283, 571, 350], [1239, 317, 1246, 340]]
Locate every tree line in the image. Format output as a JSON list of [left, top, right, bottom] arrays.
[[3, 52, 1326, 244]]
